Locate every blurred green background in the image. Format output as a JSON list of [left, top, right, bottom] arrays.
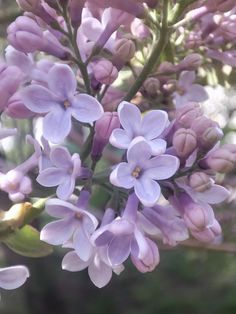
[[1, 1, 236, 313]]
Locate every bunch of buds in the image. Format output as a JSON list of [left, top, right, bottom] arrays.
[[0, 0, 235, 292]]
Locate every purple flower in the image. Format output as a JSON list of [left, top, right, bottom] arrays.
[[0, 265, 29, 290], [92, 194, 159, 269], [173, 71, 208, 107], [110, 137, 179, 206], [21, 64, 104, 143], [37, 146, 82, 200], [110, 102, 168, 155], [40, 192, 98, 261]]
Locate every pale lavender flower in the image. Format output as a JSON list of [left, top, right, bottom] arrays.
[[207, 49, 236, 67], [92, 193, 159, 268], [110, 137, 179, 206], [0, 265, 29, 290], [173, 71, 208, 107], [40, 191, 98, 261], [62, 208, 124, 288], [36, 146, 82, 200], [110, 102, 168, 155], [21, 64, 104, 143]]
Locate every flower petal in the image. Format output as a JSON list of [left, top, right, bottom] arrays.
[[43, 107, 72, 143], [40, 217, 76, 245], [108, 234, 131, 266], [56, 177, 75, 200], [73, 226, 94, 262], [188, 84, 208, 102], [144, 155, 179, 180], [62, 251, 90, 272], [50, 146, 72, 169], [48, 64, 77, 99], [21, 85, 57, 113], [110, 162, 134, 189], [127, 137, 152, 165], [179, 71, 195, 88], [148, 138, 167, 156], [109, 128, 132, 149], [37, 168, 65, 187], [46, 198, 75, 218], [140, 110, 168, 140], [134, 178, 160, 207], [88, 254, 112, 288], [71, 94, 103, 123], [196, 185, 230, 204], [131, 228, 149, 260], [118, 102, 141, 135], [0, 266, 29, 290]]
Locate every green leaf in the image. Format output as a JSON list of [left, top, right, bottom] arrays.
[[4, 225, 53, 258]]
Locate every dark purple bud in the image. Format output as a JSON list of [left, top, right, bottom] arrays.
[[69, 0, 85, 28], [92, 112, 120, 161], [143, 77, 160, 96], [114, 38, 136, 62]]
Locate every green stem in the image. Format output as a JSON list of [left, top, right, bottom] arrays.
[[123, 0, 170, 102]]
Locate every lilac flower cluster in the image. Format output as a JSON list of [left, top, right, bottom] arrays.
[[0, 0, 235, 292]]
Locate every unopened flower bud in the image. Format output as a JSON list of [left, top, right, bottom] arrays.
[[92, 112, 120, 160], [0, 203, 32, 230], [93, 59, 118, 85], [199, 126, 223, 150], [7, 16, 44, 53], [16, 0, 40, 12], [131, 18, 150, 39], [191, 115, 217, 136], [143, 77, 160, 96], [68, 0, 85, 28], [191, 219, 222, 243], [175, 103, 203, 128], [178, 54, 202, 71], [131, 238, 160, 273], [200, 148, 235, 173], [158, 62, 176, 74], [5, 93, 35, 119], [188, 172, 213, 192], [114, 38, 136, 62], [173, 128, 197, 158]]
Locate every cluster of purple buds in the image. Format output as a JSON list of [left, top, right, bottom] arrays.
[[0, 0, 235, 293]]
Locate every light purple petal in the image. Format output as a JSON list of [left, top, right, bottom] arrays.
[[71, 94, 103, 123], [144, 155, 179, 180], [134, 178, 160, 207], [21, 85, 57, 113], [131, 228, 149, 259], [56, 177, 75, 200], [82, 213, 98, 234], [109, 128, 132, 149], [43, 107, 72, 143], [88, 254, 112, 288], [50, 147, 72, 169], [48, 64, 77, 99], [81, 17, 103, 42], [140, 110, 168, 140], [40, 217, 76, 245], [0, 266, 29, 290], [188, 84, 208, 102], [110, 162, 134, 189], [196, 185, 230, 204], [118, 102, 141, 135], [73, 227, 94, 261], [37, 168, 65, 187], [46, 198, 76, 218], [148, 139, 167, 156], [127, 137, 152, 165], [108, 234, 131, 266], [62, 251, 90, 271], [179, 71, 195, 88]]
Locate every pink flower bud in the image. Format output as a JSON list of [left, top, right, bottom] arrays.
[[93, 59, 118, 85], [183, 203, 213, 232], [92, 112, 120, 160], [131, 18, 150, 39], [191, 115, 218, 137], [68, 0, 85, 28], [143, 77, 160, 96], [5, 93, 35, 119], [188, 172, 213, 192], [173, 128, 197, 158], [191, 219, 222, 243], [131, 238, 160, 273], [177, 54, 202, 71], [158, 61, 176, 74], [175, 103, 203, 128], [200, 148, 235, 173], [114, 38, 136, 62], [7, 16, 44, 53], [199, 126, 223, 150]]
